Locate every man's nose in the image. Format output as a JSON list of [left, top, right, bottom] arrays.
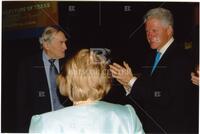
[[147, 32, 155, 39], [63, 43, 67, 50]]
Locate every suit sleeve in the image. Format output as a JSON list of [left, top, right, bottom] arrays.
[[129, 75, 152, 101], [126, 105, 145, 134]]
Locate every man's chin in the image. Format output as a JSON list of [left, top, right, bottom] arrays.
[[60, 55, 65, 59], [151, 46, 157, 49], [150, 45, 158, 49], [57, 55, 65, 59]]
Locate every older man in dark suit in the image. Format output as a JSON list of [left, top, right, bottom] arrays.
[[110, 8, 195, 133], [16, 26, 72, 132]]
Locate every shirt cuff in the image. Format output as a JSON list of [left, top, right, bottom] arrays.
[[125, 77, 137, 96]]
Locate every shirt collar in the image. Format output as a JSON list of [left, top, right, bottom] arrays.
[[158, 37, 174, 57], [42, 51, 59, 64], [43, 50, 49, 62]]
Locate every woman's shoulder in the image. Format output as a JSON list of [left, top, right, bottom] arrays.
[[99, 101, 133, 108], [31, 102, 136, 122], [97, 101, 136, 114], [29, 102, 144, 134]]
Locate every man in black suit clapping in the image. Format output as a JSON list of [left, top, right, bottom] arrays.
[[110, 8, 194, 133]]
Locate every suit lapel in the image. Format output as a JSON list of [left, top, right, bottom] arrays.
[[30, 52, 52, 112], [144, 50, 156, 76], [33, 52, 50, 98], [151, 41, 177, 77]]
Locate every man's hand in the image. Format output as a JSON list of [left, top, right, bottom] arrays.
[[191, 64, 199, 86], [191, 72, 199, 86], [109, 61, 133, 87]]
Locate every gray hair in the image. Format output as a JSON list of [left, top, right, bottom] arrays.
[[39, 26, 60, 48], [144, 7, 174, 27]]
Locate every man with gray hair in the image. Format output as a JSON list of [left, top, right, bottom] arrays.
[[16, 26, 72, 132], [110, 8, 195, 133]]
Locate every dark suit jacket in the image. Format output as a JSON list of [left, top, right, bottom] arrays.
[[16, 51, 72, 132], [129, 41, 196, 133]]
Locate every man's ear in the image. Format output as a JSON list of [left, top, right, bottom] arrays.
[[167, 25, 173, 36], [43, 42, 49, 50]]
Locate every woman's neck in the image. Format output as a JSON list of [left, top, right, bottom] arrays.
[[73, 99, 96, 106]]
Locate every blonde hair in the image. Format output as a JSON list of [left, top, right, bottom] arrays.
[[57, 49, 111, 102]]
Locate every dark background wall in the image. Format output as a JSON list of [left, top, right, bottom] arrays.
[[1, 2, 198, 132]]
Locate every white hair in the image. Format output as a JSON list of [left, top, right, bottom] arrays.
[[144, 7, 174, 27], [39, 26, 60, 48]]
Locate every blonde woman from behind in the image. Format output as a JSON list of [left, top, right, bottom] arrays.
[[29, 49, 145, 134]]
